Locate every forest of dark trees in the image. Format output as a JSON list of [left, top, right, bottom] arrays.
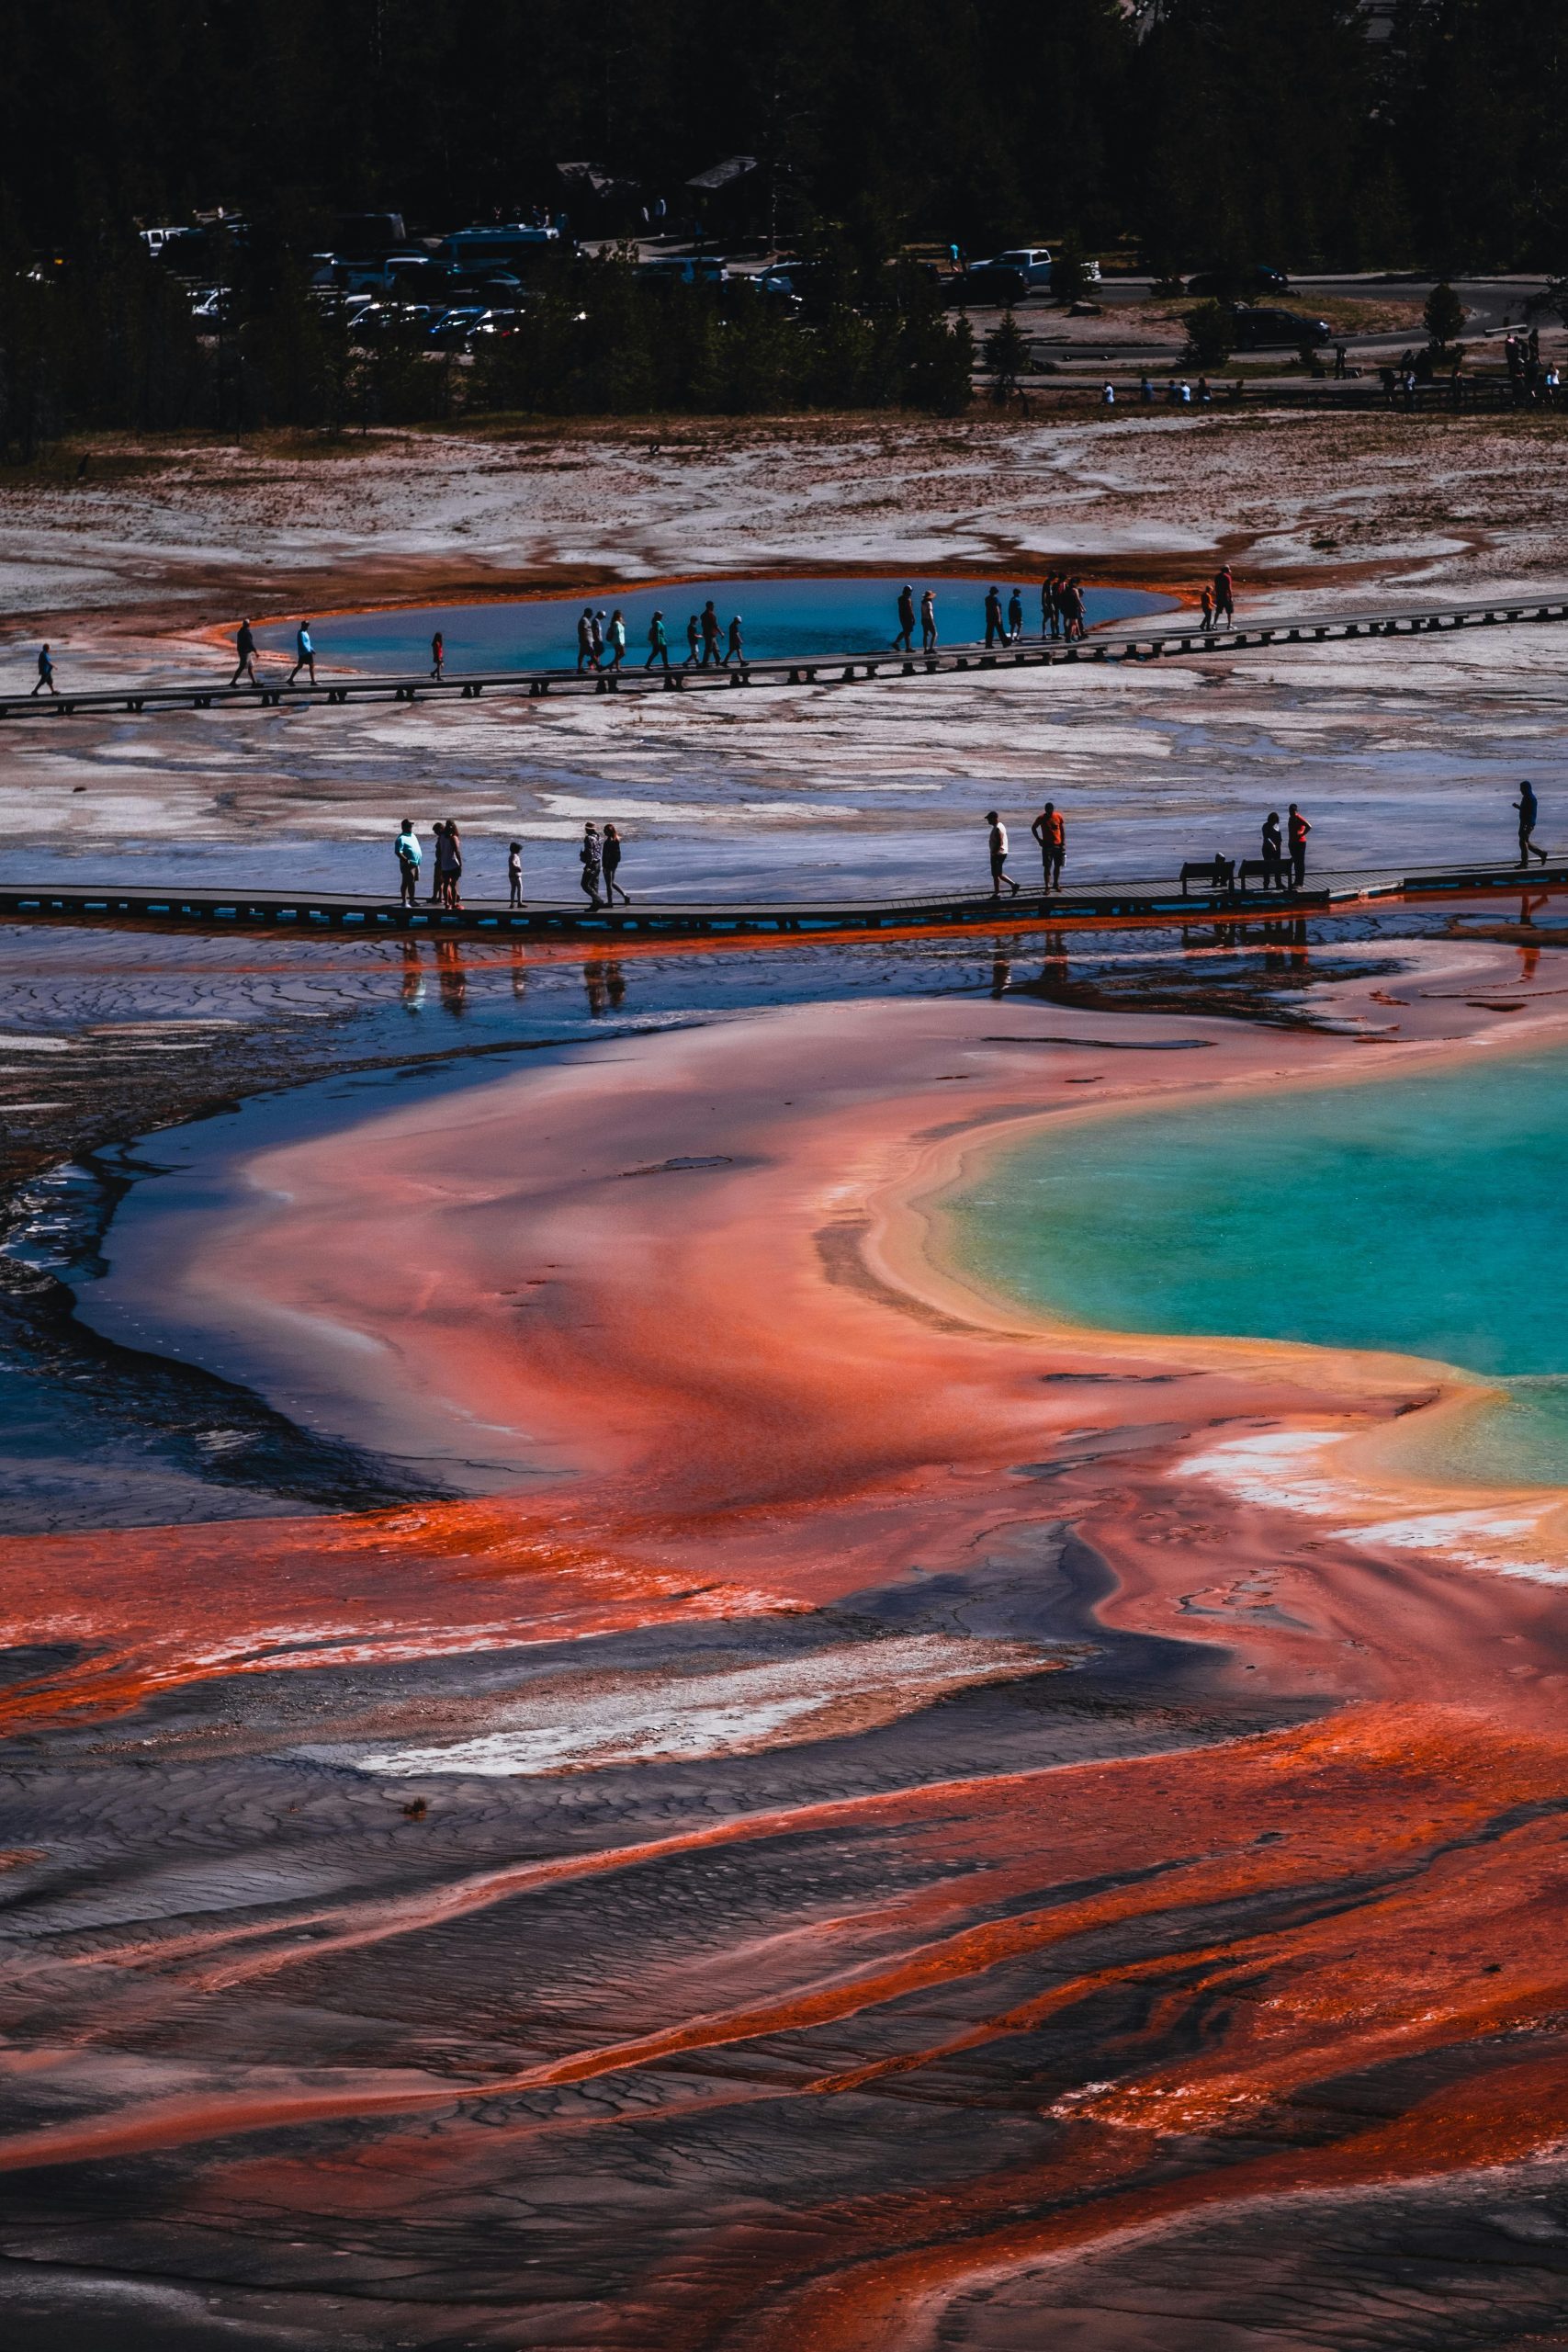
[[1, 0, 1565, 445]]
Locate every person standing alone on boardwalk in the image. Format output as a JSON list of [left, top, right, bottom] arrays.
[[395, 818, 421, 909], [1213, 565, 1235, 625], [580, 822, 604, 909], [507, 839, 524, 909], [1032, 800, 1065, 890], [895, 585, 916, 651], [430, 630, 445, 682], [1517, 780, 1549, 866], [602, 821, 629, 903], [30, 643, 56, 695], [985, 587, 1006, 648], [920, 589, 937, 651], [230, 618, 258, 687], [645, 610, 670, 670], [986, 810, 1020, 899], [1287, 802, 1311, 888], [287, 621, 317, 685]]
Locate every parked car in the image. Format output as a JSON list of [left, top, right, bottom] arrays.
[[635, 254, 728, 286], [987, 245, 1054, 286], [428, 306, 489, 347], [1186, 264, 1290, 299], [1231, 305, 1331, 349]]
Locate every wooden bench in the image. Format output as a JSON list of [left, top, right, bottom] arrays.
[[1179, 856, 1236, 897], [1236, 857, 1292, 892]]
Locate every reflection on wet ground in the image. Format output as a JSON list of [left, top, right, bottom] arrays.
[[0, 901, 1506, 1532], [8, 904, 1568, 2345]]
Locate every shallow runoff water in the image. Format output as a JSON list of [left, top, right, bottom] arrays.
[[949, 1040, 1568, 1487], [255, 575, 1173, 674]]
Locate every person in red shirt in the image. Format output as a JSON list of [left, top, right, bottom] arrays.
[[1287, 801, 1311, 888], [1031, 800, 1066, 890]]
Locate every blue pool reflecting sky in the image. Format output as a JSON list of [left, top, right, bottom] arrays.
[[255, 575, 1173, 673]]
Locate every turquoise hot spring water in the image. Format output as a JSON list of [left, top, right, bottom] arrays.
[[947, 1041, 1568, 1488]]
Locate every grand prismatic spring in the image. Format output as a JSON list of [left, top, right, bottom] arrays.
[[8, 407, 1568, 2351]]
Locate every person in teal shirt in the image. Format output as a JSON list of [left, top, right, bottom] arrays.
[[395, 820, 421, 909], [645, 610, 670, 670]]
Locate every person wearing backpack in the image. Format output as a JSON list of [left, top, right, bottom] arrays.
[[580, 822, 604, 909]]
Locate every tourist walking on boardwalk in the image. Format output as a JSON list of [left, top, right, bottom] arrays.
[[1061, 577, 1085, 639], [580, 821, 604, 908], [395, 818, 422, 909], [1288, 802, 1311, 887], [590, 610, 606, 669], [436, 819, 463, 910], [230, 618, 259, 687], [1516, 779, 1549, 866], [684, 614, 701, 666], [986, 809, 1020, 899], [1213, 564, 1235, 624], [287, 621, 317, 685], [1199, 585, 1215, 632], [1007, 587, 1024, 643], [576, 607, 597, 673], [1261, 810, 1286, 889], [604, 609, 626, 671], [920, 589, 937, 650], [602, 821, 629, 903], [725, 614, 745, 666], [1032, 800, 1066, 890], [645, 609, 670, 670], [700, 601, 722, 666], [895, 584, 916, 651], [984, 586, 1006, 647], [30, 643, 56, 695], [1043, 576, 1060, 639], [507, 839, 524, 909], [431, 630, 445, 681]]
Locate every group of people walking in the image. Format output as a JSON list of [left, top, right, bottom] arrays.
[[1197, 565, 1236, 631], [982, 797, 1309, 900], [394, 818, 476, 910], [984, 802, 1069, 899], [577, 601, 747, 673], [973, 577, 1089, 650], [395, 820, 631, 910]]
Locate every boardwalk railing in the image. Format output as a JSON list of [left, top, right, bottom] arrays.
[[1, 856, 1562, 943], [3, 594, 1567, 722]]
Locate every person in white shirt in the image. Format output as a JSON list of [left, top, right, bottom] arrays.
[[986, 809, 1019, 899], [395, 820, 421, 909]]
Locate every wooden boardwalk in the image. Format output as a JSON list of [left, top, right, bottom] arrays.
[[3, 593, 1566, 722], [1, 858, 1561, 944]]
